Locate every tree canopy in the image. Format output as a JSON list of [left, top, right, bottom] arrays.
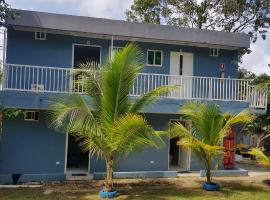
[[0, 0, 15, 26], [126, 0, 270, 43]]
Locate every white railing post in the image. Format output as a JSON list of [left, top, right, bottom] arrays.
[[209, 77, 213, 99], [246, 81, 249, 102], [69, 69, 73, 93]]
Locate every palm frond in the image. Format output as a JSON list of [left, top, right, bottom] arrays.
[[74, 61, 103, 109], [171, 122, 223, 154], [248, 148, 270, 169], [130, 85, 177, 113], [110, 113, 164, 156], [180, 102, 224, 145], [220, 109, 254, 140], [46, 94, 97, 135], [101, 43, 144, 127]]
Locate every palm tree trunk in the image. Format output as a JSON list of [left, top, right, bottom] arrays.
[[104, 156, 114, 192], [206, 167, 211, 183]]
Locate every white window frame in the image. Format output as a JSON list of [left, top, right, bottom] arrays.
[[24, 111, 40, 121], [210, 48, 219, 57], [109, 46, 123, 59], [147, 50, 163, 67], [35, 31, 47, 40]]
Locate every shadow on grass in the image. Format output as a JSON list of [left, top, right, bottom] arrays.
[[113, 181, 270, 200]]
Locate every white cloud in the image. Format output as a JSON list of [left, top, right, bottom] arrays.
[[77, 0, 133, 19], [8, 0, 134, 20], [240, 36, 270, 75]]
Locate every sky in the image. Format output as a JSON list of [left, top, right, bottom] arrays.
[[3, 0, 270, 75]]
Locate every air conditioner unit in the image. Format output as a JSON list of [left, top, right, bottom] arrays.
[[31, 84, 45, 91]]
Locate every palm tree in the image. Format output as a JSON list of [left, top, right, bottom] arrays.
[[249, 148, 270, 169], [46, 44, 174, 192], [170, 102, 254, 185]]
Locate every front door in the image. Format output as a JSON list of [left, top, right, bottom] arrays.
[[169, 120, 191, 171], [169, 52, 194, 98], [66, 135, 89, 173]]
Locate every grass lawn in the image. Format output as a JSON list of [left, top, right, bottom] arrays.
[[0, 176, 270, 200]]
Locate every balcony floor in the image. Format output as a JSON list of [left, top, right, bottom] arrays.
[[0, 90, 257, 114]]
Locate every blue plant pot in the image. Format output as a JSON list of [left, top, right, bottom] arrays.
[[202, 182, 220, 191], [99, 190, 118, 198]]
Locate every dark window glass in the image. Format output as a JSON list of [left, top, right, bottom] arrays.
[[34, 112, 40, 121], [179, 55, 183, 75], [155, 51, 162, 65], [147, 51, 155, 65]]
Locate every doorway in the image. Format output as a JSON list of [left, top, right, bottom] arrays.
[[169, 52, 193, 98], [169, 120, 191, 171], [66, 134, 89, 173], [73, 44, 101, 69]]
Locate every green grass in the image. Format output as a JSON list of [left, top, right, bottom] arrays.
[[0, 182, 270, 200]]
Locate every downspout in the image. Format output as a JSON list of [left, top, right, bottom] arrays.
[[3, 28, 7, 65], [1, 28, 7, 90]]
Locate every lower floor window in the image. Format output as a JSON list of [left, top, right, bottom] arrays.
[[24, 111, 40, 121]]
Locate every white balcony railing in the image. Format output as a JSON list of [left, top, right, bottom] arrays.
[[2, 64, 268, 110]]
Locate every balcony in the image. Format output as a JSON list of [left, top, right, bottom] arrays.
[[2, 64, 268, 110]]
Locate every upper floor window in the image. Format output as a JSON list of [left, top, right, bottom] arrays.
[[210, 48, 219, 57], [24, 111, 40, 121], [35, 32, 47, 40], [147, 50, 162, 66], [109, 46, 123, 59]]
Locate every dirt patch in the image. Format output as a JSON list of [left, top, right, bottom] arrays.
[[42, 174, 270, 194]]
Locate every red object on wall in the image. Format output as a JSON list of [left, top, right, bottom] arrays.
[[220, 63, 225, 71], [224, 127, 235, 169]]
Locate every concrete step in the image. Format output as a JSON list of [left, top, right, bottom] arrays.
[[66, 173, 93, 181]]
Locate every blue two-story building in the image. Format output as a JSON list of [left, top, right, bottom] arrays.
[[0, 9, 267, 183]]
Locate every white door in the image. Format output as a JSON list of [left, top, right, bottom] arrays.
[[170, 52, 194, 98]]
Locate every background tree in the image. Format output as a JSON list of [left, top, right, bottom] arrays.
[[238, 68, 256, 80], [126, 0, 270, 43], [245, 116, 270, 148], [237, 68, 270, 153], [0, 0, 16, 26]]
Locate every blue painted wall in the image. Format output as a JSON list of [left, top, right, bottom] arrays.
[[90, 113, 178, 173], [0, 111, 177, 177], [0, 111, 66, 175], [0, 29, 245, 181], [6, 29, 238, 78]]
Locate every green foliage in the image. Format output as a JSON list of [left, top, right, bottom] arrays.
[[0, 0, 17, 26], [126, 0, 270, 43], [238, 68, 256, 80], [46, 43, 173, 191], [2, 108, 23, 119], [238, 69, 270, 112], [170, 102, 254, 183], [126, 0, 164, 24], [249, 148, 270, 169]]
